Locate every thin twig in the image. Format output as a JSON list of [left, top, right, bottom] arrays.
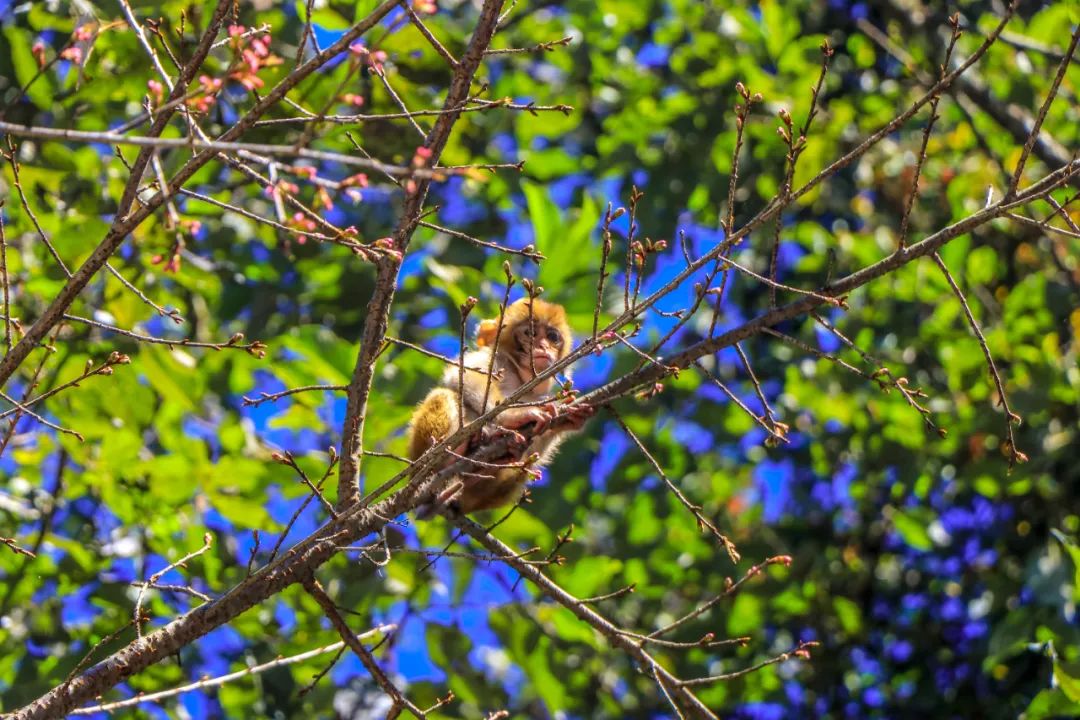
[[0, 207, 11, 352], [1006, 25, 1080, 196], [930, 252, 1024, 465], [303, 576, 423, 718], [133, 534, 214, 636], [609, 409, 739, 563], [70, 631, 393, 715]]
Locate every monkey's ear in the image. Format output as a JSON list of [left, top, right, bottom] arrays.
[[476, 319, 500, 347]]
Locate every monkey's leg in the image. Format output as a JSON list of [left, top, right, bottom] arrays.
[[409, 389, 457, 460]]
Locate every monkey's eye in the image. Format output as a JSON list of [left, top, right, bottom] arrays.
[[545, 328, 562, 344]]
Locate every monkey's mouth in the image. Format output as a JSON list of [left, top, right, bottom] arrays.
[[531, 352, 553, 370]]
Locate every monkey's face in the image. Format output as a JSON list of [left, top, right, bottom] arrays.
[[510, 319, 566, 380]]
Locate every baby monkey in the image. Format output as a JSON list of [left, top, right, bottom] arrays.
[[408, 298, 591, 515]]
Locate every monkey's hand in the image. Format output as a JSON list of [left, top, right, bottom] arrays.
[[555, 401, 594, 431], [496, 406, 554, 433], [499, 402, 594, 436]]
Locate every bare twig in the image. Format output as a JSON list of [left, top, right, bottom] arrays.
[[930, 252, 1024, 465], [303, 576, 423, 719], [70, 630, 393, 715], [133, 533, 214, 636], [610, 409, 740, 563], [1006, 25, 1080, 196]]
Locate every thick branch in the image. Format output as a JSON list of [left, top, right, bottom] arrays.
[[449, 514, 717, 719], [336, 0, 505, 508], [583, 163, 1075, 408]]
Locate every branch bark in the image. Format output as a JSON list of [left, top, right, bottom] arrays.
[[336, 0, 506, 508]]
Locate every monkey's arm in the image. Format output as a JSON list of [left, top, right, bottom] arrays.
[[499, 401, 594, 464], [440, 347, 502, 416]]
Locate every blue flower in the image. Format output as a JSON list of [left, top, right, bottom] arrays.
[[887, 639, 913, 663]]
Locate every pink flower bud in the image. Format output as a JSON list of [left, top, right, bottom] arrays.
[[31, 40, 46, 68]]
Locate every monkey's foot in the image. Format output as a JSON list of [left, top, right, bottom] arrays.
[[480, 424, 528, 456]]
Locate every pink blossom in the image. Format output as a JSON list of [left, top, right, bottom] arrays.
[[147, 79, 164, 104], [199, 75, 222, 92], [267, 180, 299, 197], [341, 173, 369, 188], [242, 48, 260, 73], [368, 50, 387, 72], [31, 40, 46, 68]]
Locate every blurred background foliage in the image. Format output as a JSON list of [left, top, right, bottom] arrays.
[[1, 0, 1079, 718]]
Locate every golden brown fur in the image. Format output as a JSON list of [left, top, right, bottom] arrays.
[[407, 299, 585, 515]]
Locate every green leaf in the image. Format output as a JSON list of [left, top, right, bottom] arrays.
[[1024, 688, 1080, 719], [557, 555, 622, 598], [137, 347, 200, 413], [526, 637, 568, 711], [1055, 658, 1080, 704], [833, 596, 863, 636], [984, 611, 1035, 670], [295, 1, 349, 29], [3, 27, 55, 109], [1052, 530, 1080, 601], [523, 179, 560, 259], [893, 508, 936, 551], [727, 593, 763, 637], [626, 492, 662, 545]]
